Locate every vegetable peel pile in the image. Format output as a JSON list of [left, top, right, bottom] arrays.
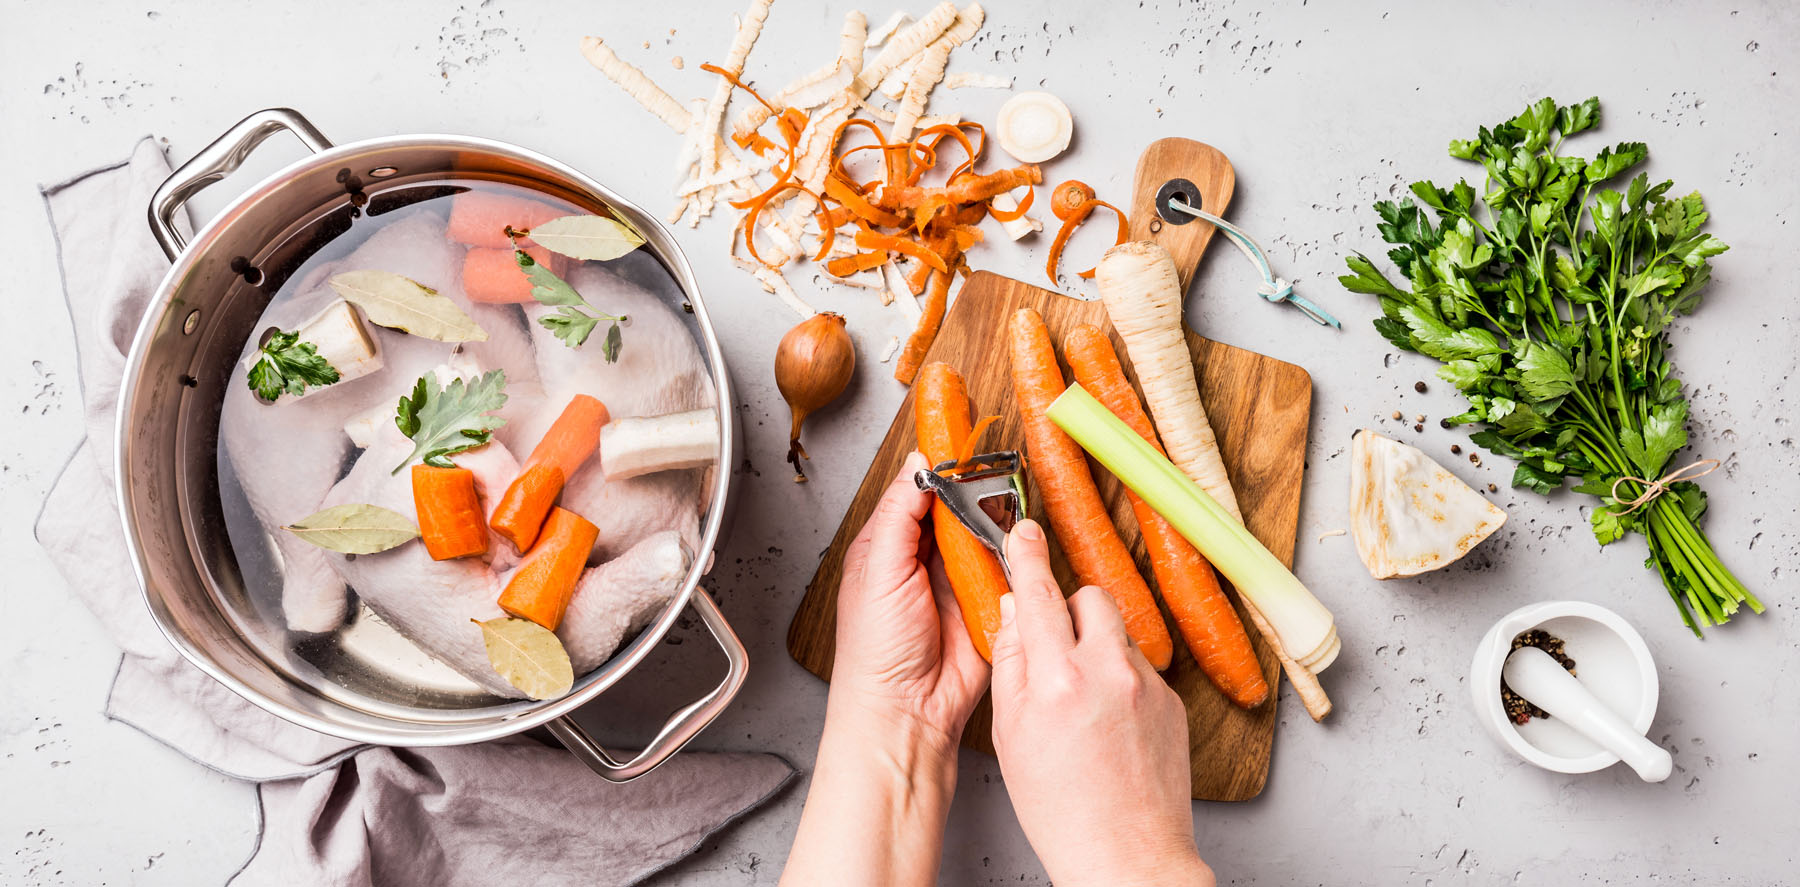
[[1340, 97, 1760, 634], [580, 1, 1047, 383]]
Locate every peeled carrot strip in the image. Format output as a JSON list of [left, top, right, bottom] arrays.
[[1063, 324, 1267, 705], [1046, 196, 1129, 283], [447, 192, 564, 249], [1008, 308, 1174, 670], [463, 244, 558, 304], [490, 395, 609, 553], [895, 269, 952, 385], [412, 465, 489, 560], [956, 414, 1000, 467], [488, 462, 565, 553], [914, 362, 1007, 661], [825, 250, 889, 276], [887, 165, 1043, 213], [497, 507, 598, 631], [825, 175, 905, 228], [987, 186, 1035, 222], [856, 230, 947, 273]]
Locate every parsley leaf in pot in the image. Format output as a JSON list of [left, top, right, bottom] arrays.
[[1340, 96, 1760, 634], [392, 369, 509, 474], [246, 329, 340, 401]]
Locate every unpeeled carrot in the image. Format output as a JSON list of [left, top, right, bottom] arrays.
[[447, 191, 566, 248], [497, 507, 598, 631], [914, 362, 1007, 662], [1008, 309, 1174, 670], [488, 462, 565, 553], [463, 244, 560, 304], [1063, 324, 1268, 707], [490, 395, 610, 553], [411, 465, 489, 560]]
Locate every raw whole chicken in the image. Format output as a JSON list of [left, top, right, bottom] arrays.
[[219, 209, 539, 632], [222, 196, 714, 696]]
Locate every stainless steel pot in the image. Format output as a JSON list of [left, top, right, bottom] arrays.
[[117, 108, 747, 781]]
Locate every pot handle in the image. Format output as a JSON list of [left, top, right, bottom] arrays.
[[148, 107, 333, 260], [547, 588, 749, 782]]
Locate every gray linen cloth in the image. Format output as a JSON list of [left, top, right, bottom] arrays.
[[34, 136, 792, 886]]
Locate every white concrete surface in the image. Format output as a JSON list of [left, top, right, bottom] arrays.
[[3, 0, 1796, 884]]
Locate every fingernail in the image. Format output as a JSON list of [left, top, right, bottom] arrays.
[[999, 592, 1016, 627], [904, 451, 928, 472], [1013, 519, 1043, 542]]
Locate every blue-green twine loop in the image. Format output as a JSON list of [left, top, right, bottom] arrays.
[[1165, 198, 1341, 330]]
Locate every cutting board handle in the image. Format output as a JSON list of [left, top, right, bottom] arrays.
[[1126, 137, 1237, 292]]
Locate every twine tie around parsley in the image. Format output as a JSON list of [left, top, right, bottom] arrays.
[[1609, 459, 1720, 515], [1165, 196, 1341, 329]]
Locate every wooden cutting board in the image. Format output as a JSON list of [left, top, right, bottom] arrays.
[[785, 139, 1312, 801]]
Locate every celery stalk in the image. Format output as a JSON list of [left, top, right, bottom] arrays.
[[1046, 384, 1338, 670]]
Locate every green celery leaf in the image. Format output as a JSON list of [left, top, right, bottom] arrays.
[[1512, 461, 1565, 494], [1516, 342, 1578, 400], [391, 370, 508, 474], [1590, 506, 1626, 545]]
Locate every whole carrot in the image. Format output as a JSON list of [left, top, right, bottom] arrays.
[[1009, 309, 1174, 671], [491, 395, 609, 553], [1064, 324, 1268, 707], [914, 361, 1007, 661], [446, 191, 565, 248], [412, 464, 489, 560], [497, 506, 598, 631]]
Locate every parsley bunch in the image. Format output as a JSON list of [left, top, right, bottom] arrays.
[[1341, 97, 1761, 633]]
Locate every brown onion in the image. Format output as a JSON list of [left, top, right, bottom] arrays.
[[775, 312, 855, 483]]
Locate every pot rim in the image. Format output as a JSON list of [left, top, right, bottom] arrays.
[[116, 129, 737, 747]]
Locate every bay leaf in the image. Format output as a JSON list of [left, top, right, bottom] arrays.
[[284, 503, 419, 554], [328, 270, 489, 342], [528, 214, 646, 261], [474, 617, 574, 700]]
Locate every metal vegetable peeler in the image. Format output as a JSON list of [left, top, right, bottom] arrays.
[[914, 451, 1028, 572]]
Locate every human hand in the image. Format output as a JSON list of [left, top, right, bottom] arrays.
[[781, 453, 991, 887], [988, 520, 1214, 887], [831, 450, 991, 755]]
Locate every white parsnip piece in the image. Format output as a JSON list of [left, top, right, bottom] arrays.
[[852, 1, 956, 99], [878, 335, 901, 363], [1096, 240, 1243, 521], [731, 10, 865, 140], [579, 36, 693, 132], [731, 256, 814, 318], [600, 410, 719, 481], [884, 262, 920, 320], [294, 299, 382, 393], [943, 71, 1012, 90], [698, 0, 775, 176], [879, 57, 918, 99], [990, 188, 1041, 240], [865, 10, 911, 47], [891, 3, 983, 141]]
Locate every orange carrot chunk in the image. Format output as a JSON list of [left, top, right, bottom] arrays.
[[490, 395, 610, 553], [411, 465, 489, 560], [914, 362, 1007, 662], [488, 462, 565, 553], [1008, 308, 1174, 670], [497, 507, 598, 631], [463, 244, 559, 304], [1063, 324, 1268, 707], [447, 191, 566, 248]]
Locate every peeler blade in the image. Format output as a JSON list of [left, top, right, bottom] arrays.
[[914, 451, 1027, 570]]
